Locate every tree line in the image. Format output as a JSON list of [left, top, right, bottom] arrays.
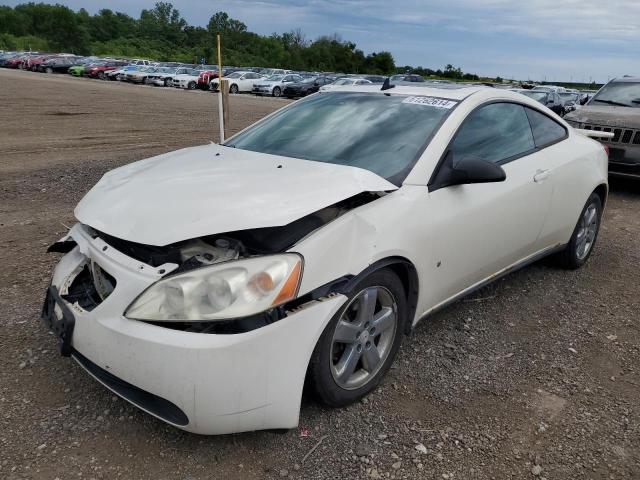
[[0, 2, 481, 79]]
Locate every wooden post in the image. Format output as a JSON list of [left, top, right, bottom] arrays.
[[221, 79, 230, 140], [216, 34, 225, 143]]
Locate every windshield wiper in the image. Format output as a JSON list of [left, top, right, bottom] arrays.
[[593, 99, 630, 107]]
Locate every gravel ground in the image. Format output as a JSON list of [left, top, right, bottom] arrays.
[[1, 68, 639, 480]]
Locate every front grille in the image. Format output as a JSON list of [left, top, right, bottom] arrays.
[[582, 123, 640, 145]]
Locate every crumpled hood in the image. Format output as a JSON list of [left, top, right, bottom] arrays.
[[565, 105, 640, 129], [75, 144, 397, 246]]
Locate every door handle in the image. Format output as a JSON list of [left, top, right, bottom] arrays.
[[533, 169, 551, 183]]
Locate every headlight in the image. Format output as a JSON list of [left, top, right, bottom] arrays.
[[125, 254, 303, 322]]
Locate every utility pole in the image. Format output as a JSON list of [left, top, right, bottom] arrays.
[[217, 34, 225, 143]]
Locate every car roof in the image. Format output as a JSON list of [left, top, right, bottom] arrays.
[[321, 84, 487, 100], [612, 76, 640, 83]]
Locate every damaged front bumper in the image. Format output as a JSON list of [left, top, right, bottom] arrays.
[[41, 223, 347, 434]]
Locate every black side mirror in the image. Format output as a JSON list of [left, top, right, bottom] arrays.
[[431, 151, 506, 190]]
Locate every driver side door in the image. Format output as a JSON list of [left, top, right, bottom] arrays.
[[423, 102, 554, 308]]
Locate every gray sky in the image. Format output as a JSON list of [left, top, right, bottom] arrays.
[[5, 0, 639, 82]]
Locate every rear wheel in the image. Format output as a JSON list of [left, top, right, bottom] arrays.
[[308, 269, 407, 407], [555, 193, 602, 269], [164, 78, 171, 87], [97, 71, 105, 80], [272, 86, 281, 97], [45, 67, 53, 74], [229, 83, 239, 94]]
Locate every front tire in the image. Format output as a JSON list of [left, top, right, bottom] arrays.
[[308, 269, 407, 407], [555, 193, 602, 269], [45, 67, 53, 74], [187, 81, 196, 90]]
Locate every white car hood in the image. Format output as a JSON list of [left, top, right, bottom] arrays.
[[75, 144, 397, 246]]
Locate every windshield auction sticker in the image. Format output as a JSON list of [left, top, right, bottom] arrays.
[[402, 96, 458, 109]]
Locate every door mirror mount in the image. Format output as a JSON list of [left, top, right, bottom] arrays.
[[431, 151, 506, 190]]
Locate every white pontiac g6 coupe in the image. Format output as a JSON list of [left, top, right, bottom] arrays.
[[41, 84, 609, 434]]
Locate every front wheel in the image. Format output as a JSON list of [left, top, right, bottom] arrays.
[[308, 269, 407, 407], [97, 71, 105, 80], [555, 192, 602, 269], [187, 81, 196, 90], [272, 86, 281, 97], [45, 67, 53, 74]]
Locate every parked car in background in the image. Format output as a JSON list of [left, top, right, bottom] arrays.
[[258, 68, 290, 77], [558, 92, 582, 113], [41, 85, 608, 435], [125, 66, 156, 84], [363, 75, 387, 84], [105, 65, 137, 81], [252, 74, 304, 97], [533, 85, 567, 93], [39, 56, 81, 74], [389, 74, 425, 83], [195, 65, 219, 89], [173, 68, 202, 90], [320, 77, 373, 91], [512, 89, 565, 116], [282, 75, 335, 98], [68, 60, 103, 77], [86, 61, 127, 79], [209, 71, 264, 93], [565, 76, 640, 178], [146, 66, 184, 87]]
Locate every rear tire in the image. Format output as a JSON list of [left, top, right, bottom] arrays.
[[555, 193, 602, 269], [272, 86, 281, 97], [97, 71, 105, 80], [308, 269, 407, 407], [45, 67, 53, 74], [229, 84, 239, 94]]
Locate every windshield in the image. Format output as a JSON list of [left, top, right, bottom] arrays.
[[225, 92, 456, 184], [590, 82, 640, 108], [333, 78, 353, 85], [522, 91, 547, 102]]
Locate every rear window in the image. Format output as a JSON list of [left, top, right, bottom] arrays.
[[226, 92, 457, 185]]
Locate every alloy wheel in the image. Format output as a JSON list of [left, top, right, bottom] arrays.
[[330, 286, 398, 390], [575, 202, 598, 260]]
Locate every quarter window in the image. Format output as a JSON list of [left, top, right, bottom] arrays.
[[525, 107, 567, 147], [449, 103, 535, 164]]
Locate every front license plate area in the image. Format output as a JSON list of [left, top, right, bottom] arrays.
[[41, 285, 75, 357]]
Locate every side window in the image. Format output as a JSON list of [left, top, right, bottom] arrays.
[[525, 107, 567, 147], [449, 103, 535, 164]]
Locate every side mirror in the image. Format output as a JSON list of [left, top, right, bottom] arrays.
[[431, 152, 506, 190]]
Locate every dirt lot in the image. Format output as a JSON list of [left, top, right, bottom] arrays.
[[1, 68, 639, 480]]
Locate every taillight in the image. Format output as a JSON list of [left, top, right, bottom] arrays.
[[603, 144, 609, 157]]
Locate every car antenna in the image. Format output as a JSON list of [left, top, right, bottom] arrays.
[[381, 77, 395, 91]]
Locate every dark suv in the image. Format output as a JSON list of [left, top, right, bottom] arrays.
[[565, 77, 640, 178]]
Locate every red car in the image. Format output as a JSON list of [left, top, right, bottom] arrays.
[[196, 66, 219, 89], [5, 54, 32, 69], [26, 54, 58, 71], [85, 61, 127, 79]]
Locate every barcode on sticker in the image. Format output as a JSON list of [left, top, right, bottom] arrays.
[[402, 96, 457, 109]]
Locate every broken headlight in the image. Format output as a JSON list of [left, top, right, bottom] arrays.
[[125, 254, 303, 322]]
